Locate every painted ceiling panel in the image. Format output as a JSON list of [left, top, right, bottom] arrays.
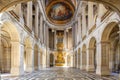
[[45, 0, 75, 25]]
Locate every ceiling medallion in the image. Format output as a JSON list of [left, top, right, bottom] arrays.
[[46, 0, 75, 25]]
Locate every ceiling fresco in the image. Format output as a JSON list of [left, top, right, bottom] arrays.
[[45, 0, 75, 25], [45, 0, 76, 7]]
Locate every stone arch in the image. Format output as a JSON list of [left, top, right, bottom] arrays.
[[1, 21, 22, 75], [87, 37, 97, 72], [0, 30, 11, 73], [96, 22, 119, 75], [89, 37, 96, 48], [34, 44, 39, 70], [101, 23, 120, 74], [101, 22, 118, 41], [1, 21, 20, 41], [81, 44, 86, 70], [0, 0, 120, 17]]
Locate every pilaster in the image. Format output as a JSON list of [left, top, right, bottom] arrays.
[[27, 1, 33, 30], [86, 48, 95, 72], [96, 41, 110, 76], [35, 3, 39, 37], [80, 51, 86, 70], [25, 47, 34, 72], [11, 42, 24, 75]]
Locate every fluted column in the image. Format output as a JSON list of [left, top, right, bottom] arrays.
[[35, 3, 39, 37], [96, 41, 110, 76], [0, 28, 2, 73], [64, 30, 67, 49], [27, 1, 33, 30], [88, 2, 94, 29], [40, 15, 43, 42], [11, 42, 24, 75], [82, 5, 86, 37], [46, 26, 50, 67], [78, 16, 82, 42], [86, 48, 95, 72], [54, 30, 57, 49], [43, 22, 45, 44]]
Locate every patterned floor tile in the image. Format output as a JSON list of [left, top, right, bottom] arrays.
[[1, 67, 119, 80]]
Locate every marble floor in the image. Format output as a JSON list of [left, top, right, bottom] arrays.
[[1, 67, 119, 80]]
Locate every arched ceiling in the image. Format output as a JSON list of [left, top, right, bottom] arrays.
[[0, 0, 120, 15]]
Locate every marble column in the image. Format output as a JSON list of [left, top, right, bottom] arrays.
[[74, 23, 78, 46], [54, 30, 57, 49], [0, 28, 2, 73], [86, 48, 95, 72], [43, 22, 45, 44], [82, 5, 86, 37], [96, 41, 110, 76], [11, 42, 24, 75], [40, 15, 43, 42], [64, 30, 67, 49], [35, 3, 39, 37], [78, 16, 82, 42], [88, 2, 94, 29], [27, 1, 33, 30], [72, 25, 75, 47], [46, 26, 50, 67]]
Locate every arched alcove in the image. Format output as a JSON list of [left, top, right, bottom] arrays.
[[1, 21, 22, 75], [87, 37, 97, 72]]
